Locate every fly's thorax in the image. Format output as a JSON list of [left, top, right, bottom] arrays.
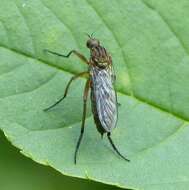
[[90, 46, 112, 69], [86, 37, 112, 69], [89, 63, 113, 81]]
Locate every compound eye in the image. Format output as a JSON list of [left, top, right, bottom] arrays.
[[86, 40, 91, 48]]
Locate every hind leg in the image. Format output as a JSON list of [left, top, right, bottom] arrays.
[[107, 132, 130, 162]]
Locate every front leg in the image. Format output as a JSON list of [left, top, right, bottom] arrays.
[[44, 49, 89, 65]]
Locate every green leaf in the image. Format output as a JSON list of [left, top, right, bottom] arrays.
[[0, 131, 121, 190], [0, 0, 189, 189]]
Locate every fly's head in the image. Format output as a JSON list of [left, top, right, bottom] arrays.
[[86, 37, 111, 69], [86, 38, 100, 49]]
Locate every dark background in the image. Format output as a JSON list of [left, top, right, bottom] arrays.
[[0, 131, 122, 190]]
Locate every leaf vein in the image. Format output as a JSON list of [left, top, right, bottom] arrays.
[[40, 0, 81, 50], [0, 20, 10, 45], [137, 122, 186, 155], [0, 63, 24, 78], [85, 0, 134, 96], [0, 71, 57, 99], [13, 2, 36, 56], [0, 45, 188, 122], [141, 0, 189, 55]]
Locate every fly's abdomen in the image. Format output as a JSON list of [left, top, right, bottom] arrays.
[[90, 65, 118, 134], [91, 87, 106, 135]]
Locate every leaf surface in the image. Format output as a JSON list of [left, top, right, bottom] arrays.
[[0, 0, 189, 189]]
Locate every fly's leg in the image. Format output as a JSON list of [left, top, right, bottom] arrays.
[[44, 72, 89, 112], [117, 103, 121, 107], [74, 79, 90, 164], [44, 49, 88, 64], [107, 132, 130, 162]]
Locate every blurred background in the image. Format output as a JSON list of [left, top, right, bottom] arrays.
[[0, 131, 123, 190]]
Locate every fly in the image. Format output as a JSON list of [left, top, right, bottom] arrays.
[[44, 35, 130, 164]]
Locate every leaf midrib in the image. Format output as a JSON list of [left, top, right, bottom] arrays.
[[0, 44, 188, 123]]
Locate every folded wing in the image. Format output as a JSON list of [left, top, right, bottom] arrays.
[[91, 65, 118, 132]]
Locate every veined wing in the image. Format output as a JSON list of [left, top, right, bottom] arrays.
[[91, 65, 118, 132]]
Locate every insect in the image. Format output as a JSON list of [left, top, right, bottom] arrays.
[[44, 35, 130, 164]]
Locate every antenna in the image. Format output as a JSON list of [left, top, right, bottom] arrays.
[[85, 32, 92, 38], [84, 32, 96, 39]]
